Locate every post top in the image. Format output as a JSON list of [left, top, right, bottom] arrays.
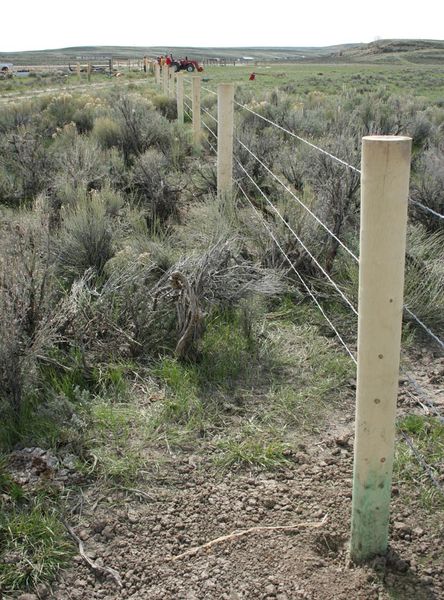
[[362, 135, 412, 142]]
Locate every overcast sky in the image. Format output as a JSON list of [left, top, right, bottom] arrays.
[[1, 0, 443, 52]]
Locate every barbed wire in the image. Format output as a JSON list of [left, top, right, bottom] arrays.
[[235, 138, 360, 263], [234, 100, 361, 174], [204, 136, 217, 155], [234, 154, 358, 317], [202, 121, 218, 140], [404, 307, 444, 352], [201, 85, 217, 97], [184, 93, 192, 102], [409, 199, 444, 221], [236, 180, 357, 364], [201, 106, 218, 124], [400, 430, 444, 497], [182, 90, 442, 348], [236, 139, 443, 348]]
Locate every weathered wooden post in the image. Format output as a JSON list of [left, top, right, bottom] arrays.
[[76, 62, 81, 83], [163, 65, 169, 96], [176, 72, 184, 125], [155, 62, 161, 86], [87, 62, 92, 83], [217, 83, 234, 198], [169, 69, 176, 98], [350, 135, 412, 563], [191, 75, 202, 148]]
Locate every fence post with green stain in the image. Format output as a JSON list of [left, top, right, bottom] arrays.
[[350, 135, 412, 562]]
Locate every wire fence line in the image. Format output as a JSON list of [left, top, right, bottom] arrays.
[[187, 82, 443, 354], [201, 85, 217, 97], [183, 78, 443, 500], [235, 138, 442, 350], [191, 81, 444, 222], [234, 153, 358, 316], [409, 199, 444, 221], [235, 138, 360, 263], [404, 307, 444, 352], [236, 179, 357, 364], [400, 430, 444, 497], [234, 99, 362, 174], [201, 106, 218, 124], [202, 121, 218, 140]]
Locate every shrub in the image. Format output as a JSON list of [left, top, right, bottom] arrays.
[[0, 214, 58, 434], [92, 116, 122, 149], [130, 148, 180, 225], [153, 95, 177, 120], [52, 130, 108, 191], [0, 126, 54, 202], [54, 192, 114, 284], [410, 148, 444, 231], [113, 95, 173, 161]]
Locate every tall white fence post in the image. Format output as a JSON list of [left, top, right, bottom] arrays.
[[163, 65, 169, 96], [176, 72, 184, 125], [217, 83, 234, 198], [350, 135, 412, 563], [192, 75, 201, 149], [155, 62, 161, 87]]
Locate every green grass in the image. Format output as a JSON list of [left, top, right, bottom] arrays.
[[0, 502, 73, 594], [215, 429, 291, 469], [199, 63, 444, 100], [85, 400, 148, 483], [395, 415, 444, 510]]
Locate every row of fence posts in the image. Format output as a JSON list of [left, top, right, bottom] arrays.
[[155, 67, 412, 564]]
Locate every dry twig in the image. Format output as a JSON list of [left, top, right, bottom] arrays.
[[62, 519, 123, 588], [170, 515, 328, 561]]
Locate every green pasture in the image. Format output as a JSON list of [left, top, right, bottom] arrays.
[[199, 63, 444, 100]]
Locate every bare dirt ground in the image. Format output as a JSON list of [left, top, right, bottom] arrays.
[[6, 351, 443, 600], [47, 444, 441, 600], [45, 398, 443, 600]]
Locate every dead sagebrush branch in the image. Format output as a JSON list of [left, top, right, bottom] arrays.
[[170, 515, 328, 561], [62, 519, 123, 587]]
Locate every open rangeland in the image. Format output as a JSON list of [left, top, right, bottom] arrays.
[[0, 44, 443, 600]]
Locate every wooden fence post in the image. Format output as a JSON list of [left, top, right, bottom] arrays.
[[163, 65, 169, 96], [192, 75, 201, 148], [350, 135, 412, 563], [155, 62, 161, 86], [176, 72, 184, 125], [217, 83, 234, 197], [76, 62, 81, 82], [87, 62, 92, 83], [169, 69, 176, 98]]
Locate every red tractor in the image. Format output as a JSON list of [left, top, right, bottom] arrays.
[[170, 59, 203, 73]]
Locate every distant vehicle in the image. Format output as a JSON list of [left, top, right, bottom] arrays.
[[0, 63, 13, 79], [170, 59, 203, 73]]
